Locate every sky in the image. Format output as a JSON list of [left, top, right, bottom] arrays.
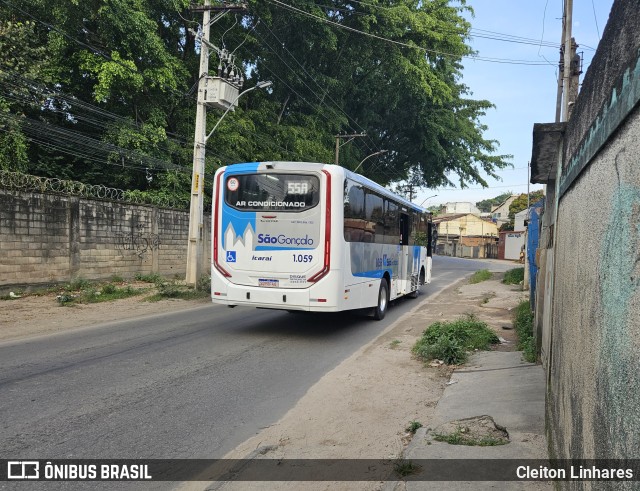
[[413, 0, 614, 209]]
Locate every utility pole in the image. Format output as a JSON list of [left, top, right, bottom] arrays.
[[561, 0, 574, 123], [186, 1, 247, 286], [185, 0, 211, 287], [334, 133, 366, 165]]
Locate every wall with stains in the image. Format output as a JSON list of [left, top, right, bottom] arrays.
[[548, 0, 640, 481], [0, 190, 210, 287]]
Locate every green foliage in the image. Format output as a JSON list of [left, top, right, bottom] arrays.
[[57, 280, 146, 305], [146, 280, 208, 301], [509, 191, 544, 219], [503, 268, 525, 285], [499, 191, 545, 229], [513, 301, 536, 362], [469, 269, 492, 284], [0, 0, 511, 197], [406, 421, 423, 434], [67, 277, 92, 291], [393, 458, 420, 478], [476, 192, 513, 213], [134, 272, 163, 283], [412, 314, 499, 365]]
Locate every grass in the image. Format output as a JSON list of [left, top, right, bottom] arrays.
[[134, 272, 163, 283], [57, 283, 146, 305], [389, 339, 401, 349], [145, 280, 209, 302], [393, 458, 420, 477], [412, 314, 499, 365], [469, 269, 492, 284], [406, 421, 423, 434], [432, 427, 508, 447], [503, 267, 525, 285], [513, 300, 536, 362]]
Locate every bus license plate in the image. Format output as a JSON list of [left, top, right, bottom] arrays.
[[258, 278, 279, 288]]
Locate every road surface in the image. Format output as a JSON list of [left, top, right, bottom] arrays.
[[0, 257, 513, 466]]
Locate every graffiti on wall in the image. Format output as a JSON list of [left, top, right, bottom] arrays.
[[115, 223, 160, 258]]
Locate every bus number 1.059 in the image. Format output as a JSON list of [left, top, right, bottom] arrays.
[[293, 254, 313, 263]]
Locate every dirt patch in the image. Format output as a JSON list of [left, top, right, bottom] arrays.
[[431, 415, 510, 446], [0, 285, 209, 343]]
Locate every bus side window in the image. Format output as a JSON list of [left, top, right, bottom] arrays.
[[344, 179, 365, 242], [365, 191, 385, 244], [384, 200, 399, 245]]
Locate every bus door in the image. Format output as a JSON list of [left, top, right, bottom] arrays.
[[399, 212, 411, 286]]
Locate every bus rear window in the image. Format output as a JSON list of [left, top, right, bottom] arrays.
[[225, 173, 320, 212]]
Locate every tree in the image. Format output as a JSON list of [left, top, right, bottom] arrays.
[[476, 192, 513, 213], [499, 190, 544, 230], [0, 0, 512, 202]]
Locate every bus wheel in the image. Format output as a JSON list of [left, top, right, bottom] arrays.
[[373, 279, 389, 320]]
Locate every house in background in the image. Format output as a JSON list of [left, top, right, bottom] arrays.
[[433, 213, 498, 258], [490, 195, 518, 227], [440, 202, 481, 214]]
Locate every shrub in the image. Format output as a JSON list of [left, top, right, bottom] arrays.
[[67, 277, 91, 291], [503, 268, 525, 285], [412, 314, 499, 365], [469, 269, 492, 284], [135, 272, 163, 283], [513, 300, 536, 362]]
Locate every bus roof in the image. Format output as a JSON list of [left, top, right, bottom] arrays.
[[222, 161, 426, 214]]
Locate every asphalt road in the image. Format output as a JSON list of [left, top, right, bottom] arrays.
[[0, 257, 513, 466]]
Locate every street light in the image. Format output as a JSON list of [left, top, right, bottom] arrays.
[[419, 194, 438, 208], [205, 81, 273, 142], [353, 149, 387, 173]]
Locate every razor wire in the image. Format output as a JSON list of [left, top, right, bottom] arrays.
[[0, 170, 190, 209]]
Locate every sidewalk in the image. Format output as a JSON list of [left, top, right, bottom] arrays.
[[392, 351, 550, 490], [388, 275, 550, 490]]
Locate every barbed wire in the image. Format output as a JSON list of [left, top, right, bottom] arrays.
[[0, 170, 190, 210]]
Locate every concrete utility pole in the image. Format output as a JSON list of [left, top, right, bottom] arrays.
[[186, 1, 247, 287], [185, 0, 212, 287], [334, 133, 366, 165], [561, 0, 574, 123]]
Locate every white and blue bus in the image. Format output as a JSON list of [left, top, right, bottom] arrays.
[[211, 161, 433, 320]]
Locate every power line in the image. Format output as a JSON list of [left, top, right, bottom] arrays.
[[266, 0, 554, 65]]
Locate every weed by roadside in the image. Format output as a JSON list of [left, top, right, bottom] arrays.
[[503, 267, 524, 285], [145, 279, 209, 302], [469, 269, 492, 284], [394, 458, 420, 477], [57, 283, 146, 306], [389, 339, 401, 349], [513, 300, 536, 362], [406, 421, 423, 434], [134, 272, 163, 283], [412, 314, 499, 365]]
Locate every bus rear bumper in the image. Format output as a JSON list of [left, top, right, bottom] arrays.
[[211, 282, 338, 312]]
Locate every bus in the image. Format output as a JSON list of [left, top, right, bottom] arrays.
[[211, 161, 433, 320]]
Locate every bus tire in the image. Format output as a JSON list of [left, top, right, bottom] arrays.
[[373, 279, 389, 320]]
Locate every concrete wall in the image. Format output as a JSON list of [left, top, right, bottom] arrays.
[[546, 0, 640, 474], [0, 189, 211, 287]]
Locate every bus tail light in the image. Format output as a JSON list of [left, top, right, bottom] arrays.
[[213, 171, 232, 278], [308, 170, 331, 283]]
